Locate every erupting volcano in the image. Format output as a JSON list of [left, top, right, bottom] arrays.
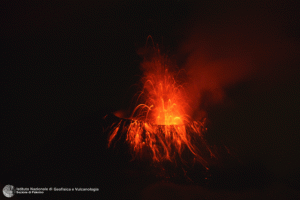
[[105, 36, 217, 172]]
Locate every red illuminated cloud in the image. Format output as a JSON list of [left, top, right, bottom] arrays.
[[177, 1, 298, 109]]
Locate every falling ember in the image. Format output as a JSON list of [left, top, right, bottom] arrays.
[[105, 36, 216, 170]]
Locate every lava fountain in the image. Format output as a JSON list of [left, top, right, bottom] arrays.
[[105, 37, 217, 173]]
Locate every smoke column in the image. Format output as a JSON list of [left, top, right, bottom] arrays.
[[176, 0, 299, 178], [176, 1, 299, 113]]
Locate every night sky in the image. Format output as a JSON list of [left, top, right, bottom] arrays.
[[2, 0, 300, 199]]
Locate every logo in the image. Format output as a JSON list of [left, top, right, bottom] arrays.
[[3, 185, 15, 198]]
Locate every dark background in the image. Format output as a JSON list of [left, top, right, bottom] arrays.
[[1, 0, 299, 199]]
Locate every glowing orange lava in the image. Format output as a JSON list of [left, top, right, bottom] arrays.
[[106, 37, 216, 169]]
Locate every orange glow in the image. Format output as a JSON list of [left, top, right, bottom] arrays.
[[131, 50, 188, 126], [106, 37, 216, 169]]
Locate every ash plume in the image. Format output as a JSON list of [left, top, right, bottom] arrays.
[[176, 1, 299, 113]]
